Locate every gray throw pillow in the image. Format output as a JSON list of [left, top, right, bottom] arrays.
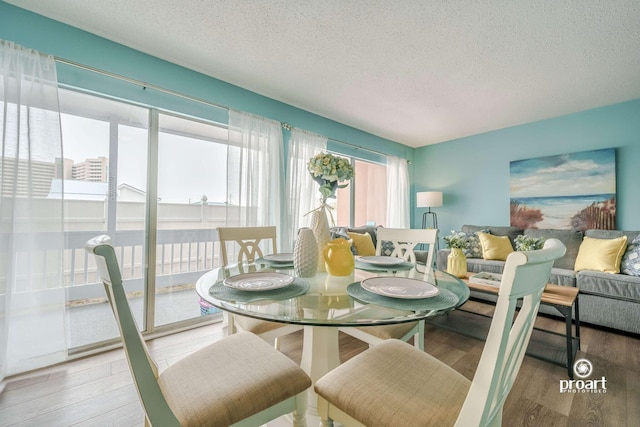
[[380, 240, 395, 256], [621, 235, 640, 276], [463, 229, 489, 258]]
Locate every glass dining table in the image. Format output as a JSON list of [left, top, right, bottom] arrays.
[[195, 258, 469, 412]]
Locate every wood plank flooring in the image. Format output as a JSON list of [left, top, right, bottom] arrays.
[[1, 300, 638, 426]]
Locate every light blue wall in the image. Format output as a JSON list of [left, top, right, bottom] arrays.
[[3, 2, 640, 232], [414, 99, 640, 235], [0, 1, 412, 170]]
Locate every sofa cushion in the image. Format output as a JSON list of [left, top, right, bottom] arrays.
[[549, 268, 577, 287], [478, 232, 514, 261], [584, 229, 640, 242], [621, 235, 640, 276], [574, 235, 628, 273], [577, 270, 640, 302], [462, 225, 523, 247], [524, 229, 583, 270], [348, 232, 376, 256], [465, 257, 506, 275]]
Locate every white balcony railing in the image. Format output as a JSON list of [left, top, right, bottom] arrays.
[[1, 198, 257, 303]]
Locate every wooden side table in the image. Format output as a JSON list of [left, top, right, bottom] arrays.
[[427, 273, 581, 378]]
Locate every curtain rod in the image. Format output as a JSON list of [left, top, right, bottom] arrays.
[[281, 121, 391, 159], [329, 138, 390, 158], [54, 56, 228, 112], [56, 57, 404, 161]]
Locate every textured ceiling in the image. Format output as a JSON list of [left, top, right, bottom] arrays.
[[7, 0, 640, 147]]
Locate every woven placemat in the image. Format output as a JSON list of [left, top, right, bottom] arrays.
[[354, 259, 414, 272], [347, 281, 459, 311], [210, 279, 310, 303]]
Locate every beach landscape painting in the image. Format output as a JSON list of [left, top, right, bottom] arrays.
[[510, 148, 616, 230]]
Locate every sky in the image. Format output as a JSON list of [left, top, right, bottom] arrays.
[[509, 148, 616, 198], [61, 113, 228, 204]]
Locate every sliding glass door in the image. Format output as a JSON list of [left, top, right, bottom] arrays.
[[59, 89, 149, 349], [59, 89, 228, 352], [153, 113, 228, 327]]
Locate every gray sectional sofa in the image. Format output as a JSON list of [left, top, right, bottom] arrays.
[[436, 225, 640, 335]]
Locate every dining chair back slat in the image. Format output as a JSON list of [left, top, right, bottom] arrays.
[[375, 227, 439, 267], [86, 235, 179, 426], [216, 226, 302, 347], [340, 227, 439, 350], [86, 235, 311, 427], [315, 238, 566, 427], [456, 238, 567, 425], [218, 226, 277, 266]]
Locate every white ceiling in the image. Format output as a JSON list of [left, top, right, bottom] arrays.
[[7, 0, 640, 147]]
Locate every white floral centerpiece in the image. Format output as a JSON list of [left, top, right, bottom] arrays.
[[306, 152, 354, 272], [443, 231, 470, 250], [307, 152, 355, 205]]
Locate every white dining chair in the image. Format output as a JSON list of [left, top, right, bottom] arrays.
[[339, 227, 439, 350], [218, 226, 278, 266], [85, 235, 311, 427], [315, 238, 566, 427], [217, 226, 303, 348]]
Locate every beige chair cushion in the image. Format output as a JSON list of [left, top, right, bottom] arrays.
[[159, 332, 311, 426], [355, 322, 418, 340], [233, 315, 287, 335], [315, 339, 470, 426]]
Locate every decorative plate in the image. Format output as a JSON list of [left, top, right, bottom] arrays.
[[361, 277, 440, 299], [263, 253, 294, 263], [357, 256, 405, 266], [223, 272, 295, 291]]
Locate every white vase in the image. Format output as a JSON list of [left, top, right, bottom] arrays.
[[294, 227, 318, 278], [309, 207, 331, 272]]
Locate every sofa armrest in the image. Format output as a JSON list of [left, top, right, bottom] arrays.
[[436, 249, 450, 270]]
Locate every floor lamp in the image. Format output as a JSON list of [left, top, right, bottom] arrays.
[[417, 191, 443, 259], [417, 191, 442, 230]]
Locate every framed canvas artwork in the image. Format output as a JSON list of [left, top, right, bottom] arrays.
[[510, 148, 616, 230]]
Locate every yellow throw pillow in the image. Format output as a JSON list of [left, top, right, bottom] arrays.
[[348, 232, 376, 256], [477, 232, 514, 261], [574, 236, 628, 273]]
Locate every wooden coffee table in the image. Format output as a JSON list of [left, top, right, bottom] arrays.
[[426, 273, 581, 378]]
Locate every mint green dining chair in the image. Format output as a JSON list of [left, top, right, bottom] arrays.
[[86, 235, 311, 427], [316, 238, 566, 426]]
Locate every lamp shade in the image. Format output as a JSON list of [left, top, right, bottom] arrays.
[[416, 191, 443, 208]]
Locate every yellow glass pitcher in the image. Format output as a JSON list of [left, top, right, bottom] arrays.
[[323, 238, 355, 276]]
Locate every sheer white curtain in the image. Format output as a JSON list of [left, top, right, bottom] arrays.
[[386, 155, 410, 228], [1, 40, 66, 383], [284, 129, 327, 251], [226, 109, 284, 234]]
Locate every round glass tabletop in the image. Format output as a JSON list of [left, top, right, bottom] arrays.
[[196, 264, 469, 327]]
